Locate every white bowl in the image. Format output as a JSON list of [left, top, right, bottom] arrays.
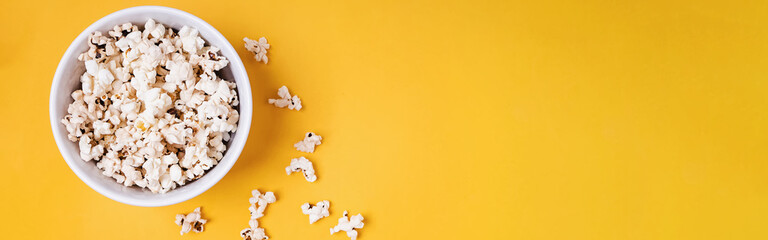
[[49, 6, 252, 207]]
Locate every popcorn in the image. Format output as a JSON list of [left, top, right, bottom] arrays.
[[192, 47, 230, 75], [294, 132, 322, 153], [78, 134, 104, 162], [249, 190, 276, 223], [61, 19, 239, 193], [241, 190, 276, 240], [301, 200, 330, 224], [137, 88, 172, 118], [243, 37, 269, 64], [179, 26, 205, 54], [240, 227, 269, 240], [143, 18, 166, 40], [160, 122, 191, 145], [115, 31, 141, 52], [268, 86, 302, 110], [285, 157, 317, 182], [330, 211, 365, 240], [92, 120, 112, 138], [175, 207, 207, 235]]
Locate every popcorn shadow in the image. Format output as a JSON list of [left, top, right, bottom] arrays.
[[362, 212, 371, 239]]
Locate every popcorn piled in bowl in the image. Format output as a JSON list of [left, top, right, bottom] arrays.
[[60, 19, 240, 193]]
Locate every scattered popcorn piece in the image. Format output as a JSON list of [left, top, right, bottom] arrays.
[[294, 132, 322, 153], [61, 19, 240, 193], [301, 200, 330, 224], [248, 190, 277, 220], [243, 37, 270, 64], [285, 157, 317, 182], [241, 190, 276, 240], [268, 86, 302, 110], [240, 227, 269, 240], [330, 211, 365, 240], [175, 207, 207, 235]]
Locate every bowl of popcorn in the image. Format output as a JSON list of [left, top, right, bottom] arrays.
[[49, 6, 252, 207]]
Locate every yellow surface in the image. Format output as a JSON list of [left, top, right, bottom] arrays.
[[1, 0, 767, 239]]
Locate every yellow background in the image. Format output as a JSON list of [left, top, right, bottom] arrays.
[[1, 0, 767, 239]]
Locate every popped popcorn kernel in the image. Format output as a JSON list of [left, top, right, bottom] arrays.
[[241, 189, 276, 240], [285, 156, 317, 182], [268, 86, 302, 110], [330, 211, 365, 240], [175, 207, 207, 235], [301, 200, 330, 224], [243, 37, 269, 64], [240, 227, 269, 240], [294, 132, 322, 153]]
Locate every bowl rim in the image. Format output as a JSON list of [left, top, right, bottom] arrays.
[[49, 5, 252, 207]]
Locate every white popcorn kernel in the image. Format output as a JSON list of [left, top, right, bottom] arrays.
[[198, 47, 229, 74], [119, 101, 139, 121], [161, 123, 191, 145], [199, 100, 228, 120], [289, 95, 301, 110], [85, 60, 98, 76], [180, 87, 206, 108], [159, 172, 175, 192], [104, 108, 121, 126], [179, 26, 205, 54], [294, 132, 322, 153], [194, 73, 219, 95], [165, 60, 194, 87], [121, 164, 143, 187], [175, 207, 207, 235], [92, 120, 112, 138], [248, 190, 276, 220], [181, 145, 215, 177], [97, 68, 115, 83], [243, 37, 270, 64], [77, 135, 91, 161], [240, 227, 269, 240], [113, 173, 126, 184], [169, 164, 183, 182], [139, 88, 172, 117], [285, 157, 317, 182], [143, 18, 166, 40], [125, 155, 144, 167], [80, 74, 94, 95], [146, 179, 162, 192], [212, 80, 236, 103], [115, 31, 141, 51], [162, 154, 179, 165], [129, 68, 156, 93], [268, 86, 302, 110], [241, 190, 276, 240], [78, 134, 104, 161], [142, 158, 162, 181], [330, 211, 365, 240], [141, 45, 164, 69], [301, 200, 330, 224], [96, 157, 120, 178], [142, 131, 165, 158]]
